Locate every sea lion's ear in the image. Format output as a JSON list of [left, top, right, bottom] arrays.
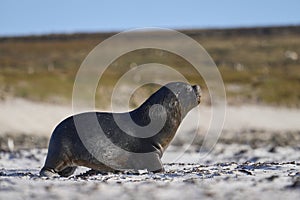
[[169, 100, 179, 108]]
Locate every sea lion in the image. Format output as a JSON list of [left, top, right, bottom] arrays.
[[40, 82, 201, 177]]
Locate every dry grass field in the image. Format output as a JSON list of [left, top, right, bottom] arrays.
[[0, 26, 299, 107]]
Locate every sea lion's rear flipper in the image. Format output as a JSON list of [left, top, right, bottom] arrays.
[[58, 167, 77, 177], [40, 167, 58, 178]]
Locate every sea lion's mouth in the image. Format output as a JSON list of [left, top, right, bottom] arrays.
[[192, 85, 201, 104]]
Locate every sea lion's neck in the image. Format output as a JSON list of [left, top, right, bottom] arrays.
[[130, 98, 183, 150]]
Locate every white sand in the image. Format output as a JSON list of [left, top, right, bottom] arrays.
[[0, 98, 72, 136], [0, 98, 299, 137], [0, 98, 300, 200], [0, 146, 299, 200]]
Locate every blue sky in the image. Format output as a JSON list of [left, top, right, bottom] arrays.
[[0, 0, 299, 36]]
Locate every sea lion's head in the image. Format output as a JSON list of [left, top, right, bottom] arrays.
[[160, 82, 201, 119], [137, 82, 201, 122]]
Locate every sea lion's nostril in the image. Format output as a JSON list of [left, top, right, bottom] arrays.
[[192, 85, 201, 96], [192, 85, 201, 104]]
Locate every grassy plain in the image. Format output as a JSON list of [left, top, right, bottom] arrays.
[[0, 26, 299, 107]]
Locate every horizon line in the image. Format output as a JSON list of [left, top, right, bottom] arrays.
[[1, 23, 299, 38]]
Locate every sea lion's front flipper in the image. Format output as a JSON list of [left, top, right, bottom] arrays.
[[95, 143, 164, 172], [120, 152, 164, 172]]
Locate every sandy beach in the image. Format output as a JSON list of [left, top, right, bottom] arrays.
[[0, 98, 299, 199], [0, 98, 299, 137]]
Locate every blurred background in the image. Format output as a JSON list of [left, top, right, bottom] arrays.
[[0, 0, 299, 150]]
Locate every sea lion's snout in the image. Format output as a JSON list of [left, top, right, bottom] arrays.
[[192, 85, 201, 104]]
